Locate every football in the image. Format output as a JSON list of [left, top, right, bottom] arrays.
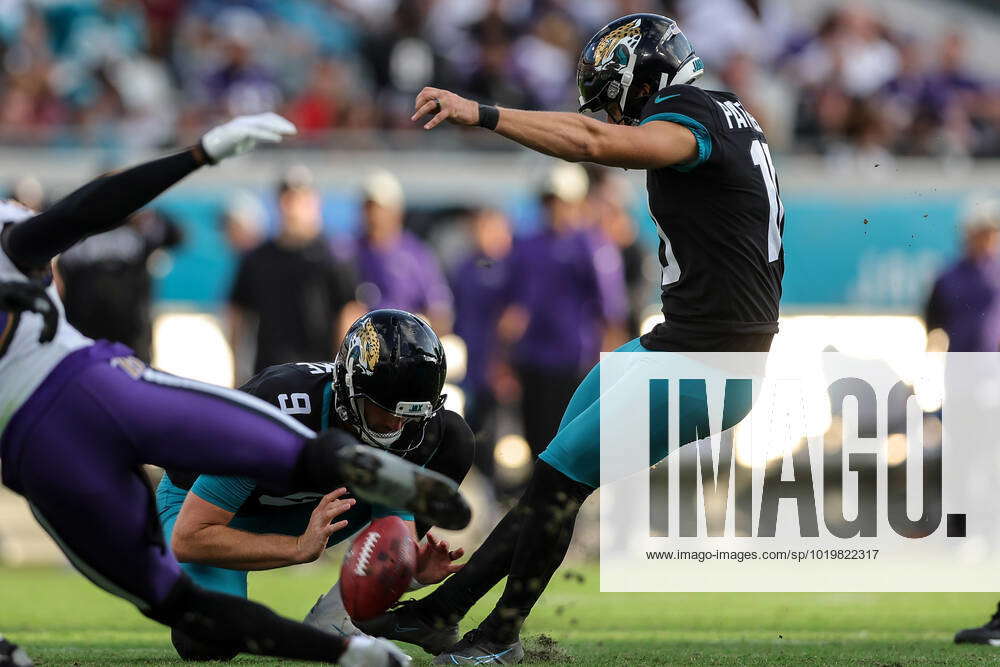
[[339, 516, 418, 621]]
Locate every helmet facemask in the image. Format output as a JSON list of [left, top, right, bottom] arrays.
[[351, 393, 444, 452], [338, 350, 445, 453]]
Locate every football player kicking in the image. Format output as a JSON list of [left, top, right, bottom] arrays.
[[157, 309, 474, 661], [0, 116, 472, 666], [357, 13, 785, 664]]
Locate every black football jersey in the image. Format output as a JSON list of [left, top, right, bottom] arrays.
[[236, 361, 458, 470], [237, 360, 336, 434], [166, 362, 471, 508], [638, 84, 784, 342]]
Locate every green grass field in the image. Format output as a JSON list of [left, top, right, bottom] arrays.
[[3, 564, 1000, 665]]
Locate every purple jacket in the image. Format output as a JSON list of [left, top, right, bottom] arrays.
[[925, 257, 1000, 352], [351, 232, 453, 316], [510, 227, 627, 372], [452, 252, 513, 392]]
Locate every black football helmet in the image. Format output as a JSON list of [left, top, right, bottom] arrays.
[[334, 309, 446, 451], [577, 14, 704, 126]]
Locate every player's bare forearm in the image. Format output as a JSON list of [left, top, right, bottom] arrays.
[[411, 86, 697, 170], [494, 108, 604, 163], [172, 523, 304, 570], [171, 493, 302, 569], [172, 488, 352, 570], [496, 108, 696, 169]]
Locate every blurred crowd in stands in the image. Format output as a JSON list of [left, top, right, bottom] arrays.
[[0, 0, 998, 158]]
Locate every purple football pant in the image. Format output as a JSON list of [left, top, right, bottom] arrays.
[[0, 342, 315, 613]]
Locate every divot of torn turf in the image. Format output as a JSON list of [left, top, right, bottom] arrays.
[[525, 633, 573, 663]]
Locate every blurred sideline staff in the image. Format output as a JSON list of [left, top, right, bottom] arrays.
[[227, 166, 357, 380], [585, 165, 653, 339], [451, 208, 516, 488], [924, 197, 1000, 351], [346, 169, 454, 333], [501, 164, 628, 466]]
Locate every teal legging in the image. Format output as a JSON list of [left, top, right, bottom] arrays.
[[157, 478, 251, 597], [538, 338, 753, 488], [538, 338, 644, 488]]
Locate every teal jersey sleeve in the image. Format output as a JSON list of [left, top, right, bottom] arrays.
[[639, 84, 719, 172], [370, 504, 414, 523], [190, 475, 257, 514]]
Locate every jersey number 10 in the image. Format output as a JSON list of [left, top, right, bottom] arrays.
[[750, 139, 784, 263], [659, 139, 784, 286]]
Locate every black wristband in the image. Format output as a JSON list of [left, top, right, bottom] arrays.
[[194, 141, 215, 166], [478, 104, 500, 131]]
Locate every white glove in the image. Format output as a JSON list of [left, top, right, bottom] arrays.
[[200, 112, 297, 164], [340, 636, 411, 667]]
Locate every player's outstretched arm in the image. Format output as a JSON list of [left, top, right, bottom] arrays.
[[412, 87, 695, 170], [1, 113, 296, 272], [172, 488, 354, 570]]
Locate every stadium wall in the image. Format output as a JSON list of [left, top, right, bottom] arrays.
[[0, 150, 991, 313]]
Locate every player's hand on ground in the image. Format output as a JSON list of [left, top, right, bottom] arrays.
[[414, 532, 464, 585], [340, 635, 411, 667], [295, 488, 355, 564], [200, 112, 297, 164], [412, 88, 479, 130]]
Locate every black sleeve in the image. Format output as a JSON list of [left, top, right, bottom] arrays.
[[238, 363, 303, 401], [638, 84, 719, 171], [416, 410, 475, 538], [2, 147, 206, 270]]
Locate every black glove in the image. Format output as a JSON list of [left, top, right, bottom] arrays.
[[0, 280, 58, 343]]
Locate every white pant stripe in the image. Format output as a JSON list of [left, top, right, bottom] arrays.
[[140, 368, 316, 440]]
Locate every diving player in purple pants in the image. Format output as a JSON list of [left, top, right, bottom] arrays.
[[0, 114, 470, 666]]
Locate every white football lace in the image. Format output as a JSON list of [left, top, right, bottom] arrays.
[[354, 531, 381, 576]]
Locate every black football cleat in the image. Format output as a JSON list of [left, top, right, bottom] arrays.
[[955, 602, 1000, 646], [355, 600, 459, 656], [335, 443, 471, 531], [0, 636, 33, 667], [433, 629, 524, 665]]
